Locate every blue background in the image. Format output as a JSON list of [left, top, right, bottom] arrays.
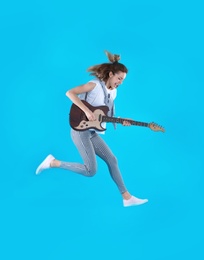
[[1, 0, 203, 259]]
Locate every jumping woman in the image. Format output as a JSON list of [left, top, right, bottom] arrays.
[[36, 50, 148, 207]]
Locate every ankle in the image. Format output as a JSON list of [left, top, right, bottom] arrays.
[[50, 159, 60, 168], [122, 191, 131, 200]]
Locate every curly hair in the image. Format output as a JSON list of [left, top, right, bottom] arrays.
[[87, 50, 128, 82]]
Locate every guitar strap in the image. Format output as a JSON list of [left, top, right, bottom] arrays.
[[99, 81, 114, 116], [99, 80, 116, 129]]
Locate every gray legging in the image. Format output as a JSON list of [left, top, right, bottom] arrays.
[[59, 129, 127, 194]]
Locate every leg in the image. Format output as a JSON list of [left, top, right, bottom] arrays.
[[90, 132, 148, 206], [36, 129, 97, 176], [90, 132, 128, 194], [58, 129, 97, 176]]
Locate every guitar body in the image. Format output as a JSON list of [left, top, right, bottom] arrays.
[[69, 100, 109, 131]]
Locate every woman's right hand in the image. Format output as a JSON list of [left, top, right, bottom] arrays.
[[85, 109, 96, 121]]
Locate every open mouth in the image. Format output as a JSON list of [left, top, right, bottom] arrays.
[[108, 84, 118, 90]]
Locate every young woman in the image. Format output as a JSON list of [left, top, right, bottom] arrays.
[[36, 50, 148, 207]]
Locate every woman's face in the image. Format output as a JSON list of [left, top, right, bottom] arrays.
[[106, 71, 127, 90]]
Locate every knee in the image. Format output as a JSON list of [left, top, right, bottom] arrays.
[[109, 155, 118, 166], [86, 166, 97, 177]]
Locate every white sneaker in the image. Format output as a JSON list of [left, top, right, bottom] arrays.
[[36, 154, 55, 175], [123, 196, 148, 207]]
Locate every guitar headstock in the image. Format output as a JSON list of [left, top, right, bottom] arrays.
[[149, 122, 165, 133]]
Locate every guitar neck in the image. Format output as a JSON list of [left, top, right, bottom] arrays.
[[102, 116, 149, 127]]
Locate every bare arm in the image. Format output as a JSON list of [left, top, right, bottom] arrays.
[[66, 82, 96, 121]]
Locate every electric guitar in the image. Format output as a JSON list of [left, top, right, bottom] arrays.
[[69, 100, 165, 133]]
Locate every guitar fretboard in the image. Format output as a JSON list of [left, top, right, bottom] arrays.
[[102, 116, 148, 127]]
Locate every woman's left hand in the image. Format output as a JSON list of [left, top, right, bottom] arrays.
[[122, 119, 132, 126]]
